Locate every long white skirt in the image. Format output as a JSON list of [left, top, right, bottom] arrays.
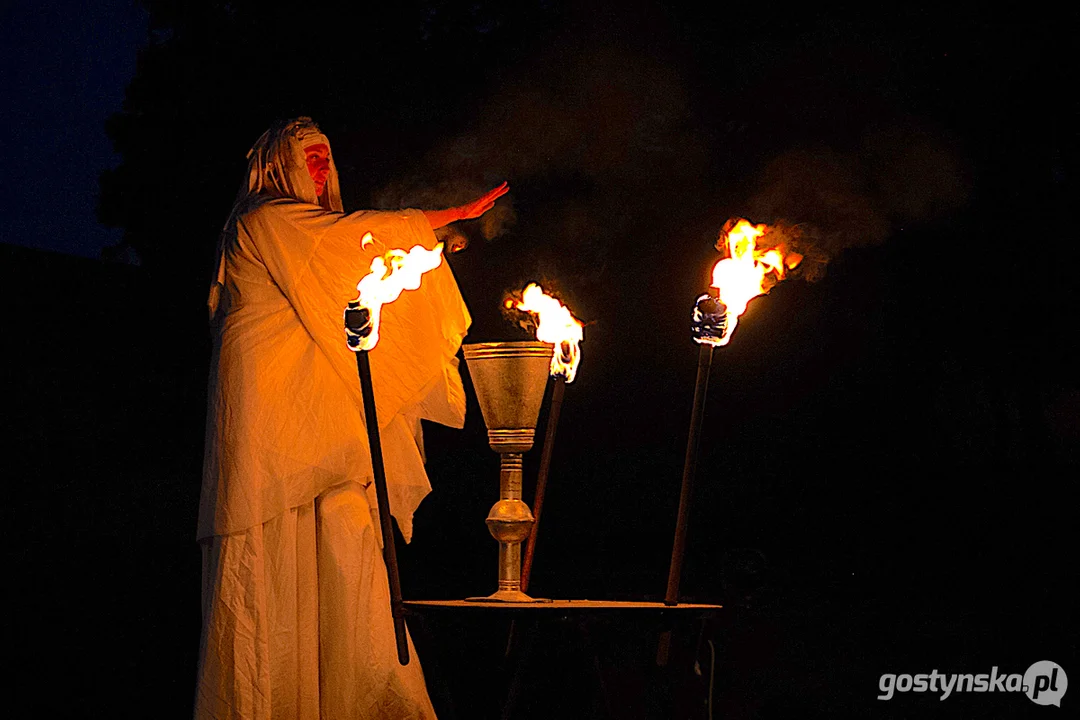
[[195, 482, 437, 719]]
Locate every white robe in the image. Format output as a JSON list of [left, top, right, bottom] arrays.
[[196, 198, 469, 719]]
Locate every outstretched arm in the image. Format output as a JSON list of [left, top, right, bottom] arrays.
[[422, 182, 509, 231]]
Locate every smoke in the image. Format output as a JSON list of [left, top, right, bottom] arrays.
[[374, 38, 709, 262], [370, 13, 970, 294], [740, 120, 970, 281]]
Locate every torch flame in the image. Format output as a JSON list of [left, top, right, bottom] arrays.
[[351, 234, 444, 351], [514, 283, 584, 383], [704, 219, 799, 346]]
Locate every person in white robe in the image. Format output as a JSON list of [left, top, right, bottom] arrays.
[[195, 117, 506, 719]]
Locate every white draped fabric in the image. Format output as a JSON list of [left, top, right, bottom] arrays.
[[196, 482, 437, 719], [196, 119, 468, 719], [199, 200, 468, 543]]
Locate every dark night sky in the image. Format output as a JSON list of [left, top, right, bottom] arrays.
[[0, 0, 146, 258], [4, 3, 1077, 718]]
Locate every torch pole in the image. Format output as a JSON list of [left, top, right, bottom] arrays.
[[506, 370, 568, 659], [355, 349, 410, 666], [521, 374, 565, 594], [665, 343, 714, 606]]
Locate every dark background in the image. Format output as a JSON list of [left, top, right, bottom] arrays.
[[4, 2, 1076, 717]]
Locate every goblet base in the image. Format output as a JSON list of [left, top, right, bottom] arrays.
[[465, 589, 552, 603]]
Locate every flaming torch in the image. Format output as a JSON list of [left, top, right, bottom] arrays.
[[509, 283, 584, 593], [664, 219, 800, 606], [345, 232, 445, 664]]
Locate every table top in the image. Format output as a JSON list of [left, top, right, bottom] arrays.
[[404, 599, 722, 611]]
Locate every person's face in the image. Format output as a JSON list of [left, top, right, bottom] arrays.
[[304, 143, 331, 197]]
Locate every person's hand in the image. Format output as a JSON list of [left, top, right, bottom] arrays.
[[456, 182, 509, 220], [422, 182, 509, 232]]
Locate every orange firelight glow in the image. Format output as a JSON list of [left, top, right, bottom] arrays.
[[509, 283, 584, 382], [707, 219, 801, 345], [352, 232, 444, 351]]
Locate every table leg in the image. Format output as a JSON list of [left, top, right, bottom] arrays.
[[406, 610, 459, 720], [500, 617, 539, 720]]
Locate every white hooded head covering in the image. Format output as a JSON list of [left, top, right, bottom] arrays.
[[210, 117, 344, 322], [241, 117, 343, 211]]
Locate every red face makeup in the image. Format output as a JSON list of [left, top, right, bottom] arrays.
[[304, 143, 331, 197]]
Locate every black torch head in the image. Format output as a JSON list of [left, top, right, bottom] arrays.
[[691, 293, 728, 346], [344, 302, 373, 349], [558, 340, 574, 366]]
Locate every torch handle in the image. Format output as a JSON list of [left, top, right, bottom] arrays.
[[664, 343, 714, 606], [356, 350, 410, 666], [521, 376, 566, 594]]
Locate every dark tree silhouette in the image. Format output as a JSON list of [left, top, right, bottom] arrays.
[[85, 5, 1076, 717], [98, 0, 561, 292]]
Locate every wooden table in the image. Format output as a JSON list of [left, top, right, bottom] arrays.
[[407, 599, 722, 612]]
